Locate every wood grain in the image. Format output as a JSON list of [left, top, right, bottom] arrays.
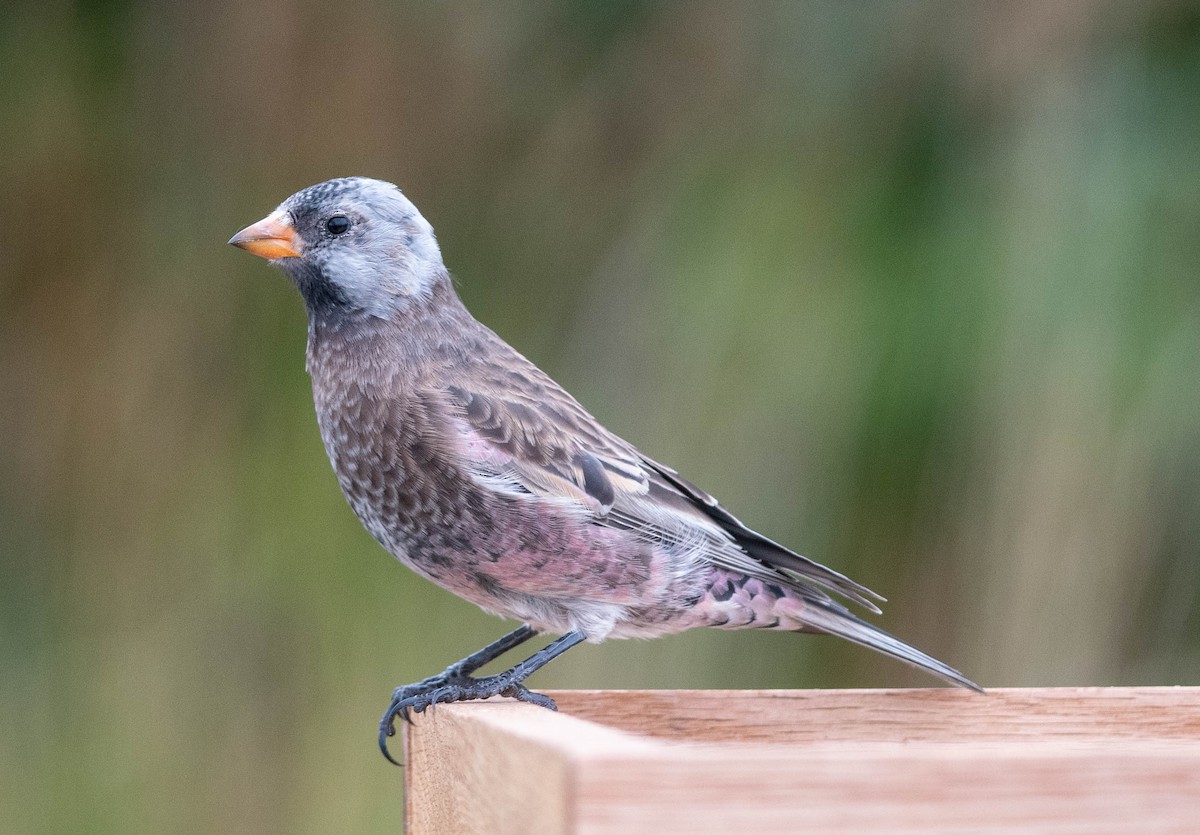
[[403, 688, 1200, 834], [546, 687, 1200, 743]]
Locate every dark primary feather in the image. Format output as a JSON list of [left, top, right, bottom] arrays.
[[640, 457, 886, 612]]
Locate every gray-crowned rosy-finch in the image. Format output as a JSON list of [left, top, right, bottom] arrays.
[[230, 177, 981, 764]]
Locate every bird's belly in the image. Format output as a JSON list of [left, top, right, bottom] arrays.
[[317, 406, 706, 637], [340, 472, 706, 638]]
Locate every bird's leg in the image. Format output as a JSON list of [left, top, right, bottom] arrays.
[[384, 624, 540, 712], [378, 628, 586, 765], [441, 623, 542, 678]]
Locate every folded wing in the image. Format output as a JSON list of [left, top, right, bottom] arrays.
[[442, 382, 884, 614]]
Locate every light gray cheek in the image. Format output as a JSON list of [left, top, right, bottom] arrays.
[[321, 249, 391, 304], [324, 243, 442, 314]]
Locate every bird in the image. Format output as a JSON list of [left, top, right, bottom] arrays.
[[229, 176, 981, 765]]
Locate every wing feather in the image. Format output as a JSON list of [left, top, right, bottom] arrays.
[[441, 380, 883, 613]]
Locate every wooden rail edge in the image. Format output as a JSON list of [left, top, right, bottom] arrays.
[[403, 686, 1200, 834]]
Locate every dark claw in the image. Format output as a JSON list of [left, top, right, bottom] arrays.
[[377, 628, 585, 766], [379, 678, 444, 765], [376, 672, 559, 766], [379, 711, 402, 766]]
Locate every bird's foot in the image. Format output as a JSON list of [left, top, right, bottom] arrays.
[[377, 628, 584, 766], [378, 669, 558, 765]]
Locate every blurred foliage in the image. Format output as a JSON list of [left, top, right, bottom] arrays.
[[2, 1, 1199, 832]]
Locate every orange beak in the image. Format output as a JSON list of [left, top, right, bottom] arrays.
[[228, 210, 304, 259]]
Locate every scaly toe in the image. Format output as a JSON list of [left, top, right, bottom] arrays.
[[500, 682, 558, 710], [377, 672, 558, 765]]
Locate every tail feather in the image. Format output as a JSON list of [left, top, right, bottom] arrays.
[[796, 599, 983, 692]]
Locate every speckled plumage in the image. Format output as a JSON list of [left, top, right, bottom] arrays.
[[230, 177, 979, 761]]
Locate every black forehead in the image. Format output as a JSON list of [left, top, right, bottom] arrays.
[[285, 177, 406, 225], [293, 177, 365, 206]]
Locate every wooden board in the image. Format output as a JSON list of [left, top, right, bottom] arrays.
[[403, 688, 1200, 833]]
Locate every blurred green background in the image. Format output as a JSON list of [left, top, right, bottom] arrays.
[[3, 1, 1200, 831]]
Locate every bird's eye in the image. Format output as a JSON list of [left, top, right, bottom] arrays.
[[326, 214, 352, 236]]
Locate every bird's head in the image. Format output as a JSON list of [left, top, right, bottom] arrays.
[[229, 177, 445, 316]]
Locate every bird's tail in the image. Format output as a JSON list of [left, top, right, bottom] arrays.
[[696, 569, 981, 691], [786, 596, 983, 692]]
